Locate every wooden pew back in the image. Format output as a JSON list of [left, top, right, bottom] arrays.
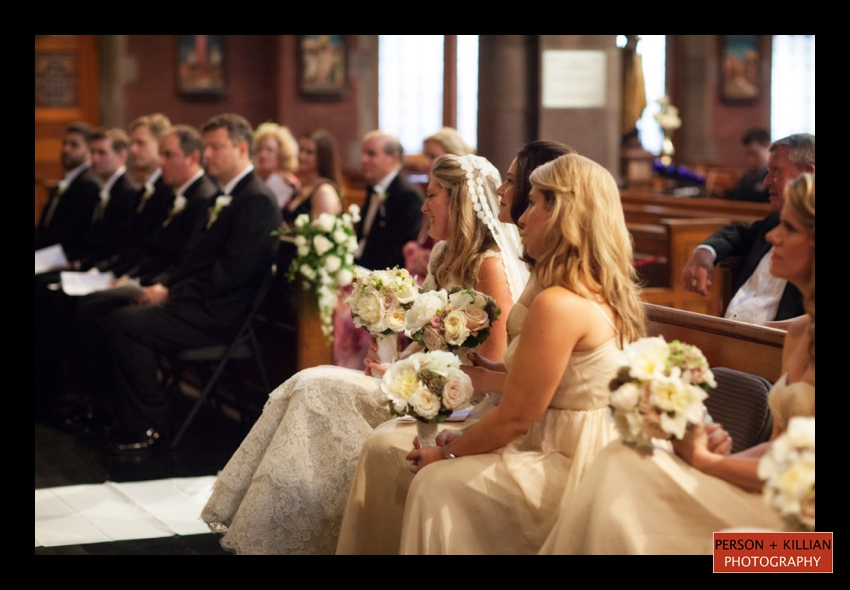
[[644, 303, 785, 383]]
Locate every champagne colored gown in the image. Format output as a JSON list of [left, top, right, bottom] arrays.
[[394, 300, 620, 554], [539, 375, 815, 555]]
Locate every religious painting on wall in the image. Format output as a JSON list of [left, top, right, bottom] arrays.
[[720, 35, 761, 103], [177, 35, 226, 98], [298, 35, 347, 98]]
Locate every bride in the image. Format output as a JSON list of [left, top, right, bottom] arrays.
[[201, 154, 527, 554], [337, 140, 575, 554], [540, 172, 816, 555]]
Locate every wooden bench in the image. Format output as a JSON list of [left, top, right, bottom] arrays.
[[644, 303, 785, 383]]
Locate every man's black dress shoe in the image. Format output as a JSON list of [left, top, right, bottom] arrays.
[[107, 428, 169, 454]]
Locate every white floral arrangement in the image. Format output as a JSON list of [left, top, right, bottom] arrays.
[[347, 266, 420, 336], [758, 416, 815, 531], [376, 350, 474, 423], [608, 336, 716, 448], [406, 287, 501, 353], [281, 205, 361, 340]]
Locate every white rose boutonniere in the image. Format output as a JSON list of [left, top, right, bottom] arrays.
[[207, 195, 232, 228]]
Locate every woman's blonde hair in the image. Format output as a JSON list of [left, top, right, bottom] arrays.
[[785, 172, 815, 361], [430, 154, 500, 291], [424, 127, 475, 157], [254, 122, 299, 174], [529, 154, 645, 346]]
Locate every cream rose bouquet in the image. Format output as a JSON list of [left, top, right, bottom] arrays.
[[608, 337, 716, 449], [758, 416, 815, 531], [280, 205, 361, 341], [406, 287, 501, 354], [376, 350, 474, 445], [347, 266, 420, 373]]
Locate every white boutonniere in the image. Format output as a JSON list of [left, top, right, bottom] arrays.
[[163, 195, 187, 227], [207, 195, 232, 228], [137, 182, 156, 212]]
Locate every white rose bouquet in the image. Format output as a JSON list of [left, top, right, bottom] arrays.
[[376, 350, 474, 445], [406, 287, 501, 354], [278, 204, 361, 341], [608, 337, 716, 449], [346, 266, 420, 373], [757, 416, 815, 531]]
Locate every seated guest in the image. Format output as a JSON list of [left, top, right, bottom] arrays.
[[542, 172, 815, 555], [283, 129, 342, 223], [69, 124, 220, 432], [76, 127, 142, 271], [356, 130, 423, 271], [727, 128, 770, 203], [98, 114, 175, 276], [682, 133, 814, 325], [35, 122, 101, 261], [394, 154, 645, 555], [253, 122, 300, 210], [89, 113, 280, 453]]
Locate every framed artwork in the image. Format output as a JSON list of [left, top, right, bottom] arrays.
[[177, 35, 226, 98], [720, 35, 761, 103], [298, 35, 347, 98]]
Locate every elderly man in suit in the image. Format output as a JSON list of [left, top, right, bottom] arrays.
[[98, 114, 281, 452], [682, 133, 815, 325], [355, 130, 423, 271]]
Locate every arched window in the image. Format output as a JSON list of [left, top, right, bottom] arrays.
[[771, 35, 815, 140]]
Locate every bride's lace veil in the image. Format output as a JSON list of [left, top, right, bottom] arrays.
[[458, 154, 529, 303]]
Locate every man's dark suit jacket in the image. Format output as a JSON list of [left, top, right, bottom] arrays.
[[164, 170, 281, 335], [356, 171, 423, 271], [35, 166, 101, 261], [703, 211, 804, 321], [78, 172, 141, 270], [122, 173, 219, 285]]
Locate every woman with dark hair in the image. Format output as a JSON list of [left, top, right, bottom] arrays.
[[282, 129, 343, 222], [336, 140, 575, 554]]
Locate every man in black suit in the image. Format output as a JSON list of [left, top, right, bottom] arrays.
[[682, 134, 815, 324], [71, 124, 220, 431], [76, 127, 142, 270], [99, 114, 280, 452], [98, 114, 176, 275], [355, 130, 423, 271], [35, 122, 101, 261]]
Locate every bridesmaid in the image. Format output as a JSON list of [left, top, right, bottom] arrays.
[[540, 173, 815, 555], [396, 153, 646, 555]]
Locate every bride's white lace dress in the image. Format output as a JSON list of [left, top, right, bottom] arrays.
[[201, 242, 514, 554]]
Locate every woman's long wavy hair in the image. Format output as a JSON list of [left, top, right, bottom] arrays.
[[785, 172, 815, 362], [528, 154, 645, 346], [430, 154, 500, 290]]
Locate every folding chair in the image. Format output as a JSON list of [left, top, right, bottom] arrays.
[[167, 264, 276, 449]]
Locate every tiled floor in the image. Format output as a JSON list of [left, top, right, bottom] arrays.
[[35, 393, 250, 555]]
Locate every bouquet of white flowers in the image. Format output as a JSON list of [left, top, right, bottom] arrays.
[[406, 287, 501, 354], [346, 267, 420, 373], [281, 205, 361, 341], [758, 416, 815, 531], [376, 350, 474, 445], [608, 337, 717, 449]]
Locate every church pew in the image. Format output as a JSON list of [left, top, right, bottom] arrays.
[[644, 302, 785, 383]]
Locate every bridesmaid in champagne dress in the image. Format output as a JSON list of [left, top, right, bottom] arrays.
[[540, 172, 816, 555], [337, 140, 575, 554]]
